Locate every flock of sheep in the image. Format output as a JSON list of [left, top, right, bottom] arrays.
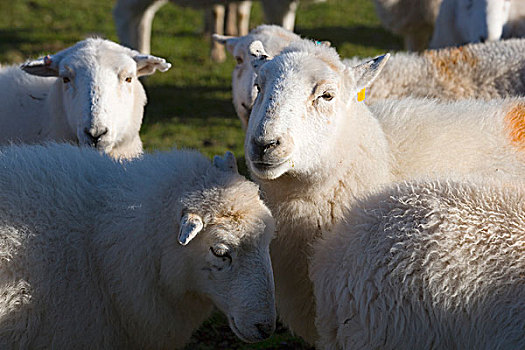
[[0, 0, 525, 349]]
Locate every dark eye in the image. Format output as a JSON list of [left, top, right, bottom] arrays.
[[320, 92, 334, 101], [235, 56, 243, 64], [210, 245, 232, 265], [125, 77, 132, 83], [254, 84, 261, 93], [62, 77, 70, 83]]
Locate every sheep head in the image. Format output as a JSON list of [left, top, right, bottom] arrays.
[[21, 38, 171, 157], [168, 156, 276, 343], [245, 39, 389, 181]]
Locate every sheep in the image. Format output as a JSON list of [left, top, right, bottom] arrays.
[[112, 0, 311, 62], [373, 0, 442, 51], [0, 143, 276, 349], [345, 38, 525, 101], [311, 177, 525, 349], [429, 0, 512, 49], [244, 39, 525, 344], [0, 38, 171, 160]]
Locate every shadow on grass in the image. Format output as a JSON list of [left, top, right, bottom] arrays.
[[297, 25, 403, 52], [143, 84, 236, 123]]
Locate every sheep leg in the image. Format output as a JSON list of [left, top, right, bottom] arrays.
[[225, 2, 238, 36], [210, 4, 227, 62], [237, 1, 252, 36], [113, 0, 168, 54], [261, 0, 298, 31]]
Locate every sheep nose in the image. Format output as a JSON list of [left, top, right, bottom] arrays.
[[84, 127, 108, 147], [255, 322, 275, 339], [252, 138, 280, 159]]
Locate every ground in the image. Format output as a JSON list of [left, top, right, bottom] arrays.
[[0, 0, 402, 348]]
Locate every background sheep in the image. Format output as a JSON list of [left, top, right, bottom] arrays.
[[373, 0, 442, 51], [0, 38, 171, 160], [0, 143, 276, 349], [429, 0, 512, 49], [245, 39, 525, 344], [311, 178, 525, 349]]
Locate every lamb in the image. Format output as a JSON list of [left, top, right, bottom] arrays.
[[216, 26, 525, 129], [0, 38, 171, 160], [245, 39, 525, 344], [429, 0, 512, 49], [311, 177, 525, 349], [373, 0, 442, 51], [0, 143, 276, 349]]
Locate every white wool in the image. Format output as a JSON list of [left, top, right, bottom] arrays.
[[245, 39, 525, 344], [311, 177, 525, 349], [0, 143, 276, 349], [0, 38, 171, 160]]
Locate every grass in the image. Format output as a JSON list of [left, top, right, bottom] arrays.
[[0, 0, 402, 348]]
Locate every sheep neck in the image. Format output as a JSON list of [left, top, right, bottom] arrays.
[[255, 101, 394, 343]]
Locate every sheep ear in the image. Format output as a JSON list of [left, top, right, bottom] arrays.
[[178, 213, 204, 246], [249, 40, 272, 73], [346, 53, 390, 93], [133, 53, 172, 77], [213, 151, 238, 173], [21, 55, 59, 77], [212, 34, 240, 54]]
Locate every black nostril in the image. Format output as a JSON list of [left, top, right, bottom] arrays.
[[84, 127, 108, 147], [255, 323, 274, 339], [252, 139, 280, 157]]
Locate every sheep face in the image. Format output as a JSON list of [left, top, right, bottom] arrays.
[[21, 38, 170, 155], [172, 168, 276, 343], [245, 41, 389, 181], [455, 0, 511, 44]]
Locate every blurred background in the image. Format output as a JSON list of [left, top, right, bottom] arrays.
[[0, 0, 402, 348]]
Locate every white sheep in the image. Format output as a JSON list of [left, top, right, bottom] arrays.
[[373, 0, 443, 51], [311, 177, 525, 349], [0, 143, 276, 349], [112, 0, 312, 62], [216, 26, 525, 129], [429, 0, 512, 49], [345, 38, 525, 101], [245, 39, 525, 344], [0, 38, 170, 160]]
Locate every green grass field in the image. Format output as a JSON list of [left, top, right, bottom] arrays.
[[0, 0, 402, 348]]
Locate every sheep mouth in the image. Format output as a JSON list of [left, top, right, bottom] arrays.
[[249, 159, 290, 180], [227, 316, 265, 343]]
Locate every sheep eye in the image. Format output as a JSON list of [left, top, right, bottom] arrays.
[[62, 77, 70, 83], [125, 77, 132, 83], [210, 246, 231, 260], [321, 92, 334, 101], [235, 56, 243, 65]]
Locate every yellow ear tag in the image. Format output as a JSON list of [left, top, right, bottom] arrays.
[[357, 88, 366, 102]]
